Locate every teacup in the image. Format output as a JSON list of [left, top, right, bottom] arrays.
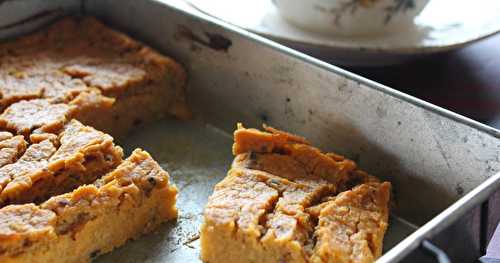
[[273, 0, 431, 36]]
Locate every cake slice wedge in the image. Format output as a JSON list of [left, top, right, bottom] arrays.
[[0, 133, 27, 167], [310, 182, 391, 263], [201, 124, 391, 263], [0, 119, 123, 207], [0, 149, 177, 263]]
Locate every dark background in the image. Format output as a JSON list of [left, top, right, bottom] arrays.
[[336, 34, 500, 129]]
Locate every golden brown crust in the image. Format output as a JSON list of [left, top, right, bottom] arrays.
[[28, 133, 59, 146], [48, 120, 122, 173], [0, 16, 188, 135], [311, 183, 391, 263], [68, 90, 115, 115], [0, 204, 57, 256], [233, 124, 375, 191], [0, 14, 189, 210], [0, 150, 177, 262], [0, 100, 75, 136], [0, 17, 155, 98], [0, 15, 183, 261], [0, 139, 57, 205], [0, 120, 124, 207], [202, 125, 391, 263], [0, 135, 27, 168], [62, 63, 146, 93], [0, 15, 185, 263], [203, 168, 280, 231]]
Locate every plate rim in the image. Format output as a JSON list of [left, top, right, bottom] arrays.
[[186, 0, 500, 55]]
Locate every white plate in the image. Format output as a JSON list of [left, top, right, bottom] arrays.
[[187, 0, 500, 66]]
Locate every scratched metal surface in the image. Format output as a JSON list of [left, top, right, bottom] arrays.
[[1, 0, 500, 262]]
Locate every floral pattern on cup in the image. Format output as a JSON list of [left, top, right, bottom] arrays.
[[316, 0, 417, 27], [273, 0, 430, 36]]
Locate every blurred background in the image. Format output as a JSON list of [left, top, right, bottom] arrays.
[[346, 35, 500, 129]]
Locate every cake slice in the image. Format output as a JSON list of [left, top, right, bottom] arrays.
[[0, 99, 75, 137], [0, 139, 58, 206], [0, 149, 177, 263], [0, 16, 189, 137], [310, 182, 390, 263], [0, 133, 27, 167], [0, 96, 126, 208], [201, 124, 391, 263]]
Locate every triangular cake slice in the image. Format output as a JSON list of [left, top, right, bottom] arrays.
[[310, 182, 390, 263], [0, 149, 177, 262], [201, 124, 391, 263], [0, 103, 124, 206]]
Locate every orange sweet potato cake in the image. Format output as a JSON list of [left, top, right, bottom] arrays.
[[201, 124, 391, 263], [0, 16, 185, 262], [0, 149, 177, 263], [0, 16, 189, 137]]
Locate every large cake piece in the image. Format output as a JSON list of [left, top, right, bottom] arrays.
[[0, 150, 177, 263], [201, 124, 391, 263], [0, 16, 189, 137]]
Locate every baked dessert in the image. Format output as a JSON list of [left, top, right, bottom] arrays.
[[0, 16, 189, 137], [0, 16, 184, 262], [201, 124, 391, 263], [0, 149, 178, 263], [0, 119, 123, 206]]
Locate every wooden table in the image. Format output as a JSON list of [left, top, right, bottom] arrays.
[[341, 34, 500, 129]]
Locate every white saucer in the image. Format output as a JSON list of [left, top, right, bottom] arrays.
[[187, 0, 500, 66]]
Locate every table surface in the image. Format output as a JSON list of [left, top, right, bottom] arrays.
[[339, 34, 500, 130]]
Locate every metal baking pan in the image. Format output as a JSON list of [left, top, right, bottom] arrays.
[[1, 0, 500, 262]]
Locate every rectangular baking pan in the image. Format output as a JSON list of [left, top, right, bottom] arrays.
[[1, 0, 500, 262]]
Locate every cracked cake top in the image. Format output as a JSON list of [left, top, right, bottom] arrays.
[[203, 124, 390, 263], [0, 16, 182, 109]]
